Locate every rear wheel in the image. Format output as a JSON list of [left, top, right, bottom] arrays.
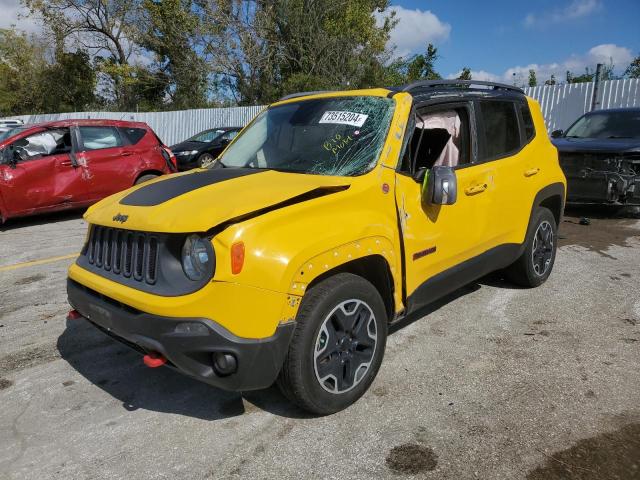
[[505, 207, 557, 287], [135, 174, 159, 185], [277, 273, 387, 415]]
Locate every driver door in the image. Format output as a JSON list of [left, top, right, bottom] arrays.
[[0, 128, 87, 217], [394, 102, 494, 311]]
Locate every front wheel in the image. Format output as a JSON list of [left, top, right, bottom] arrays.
[[277, 273, 388, 415], [197, 153, 216, 168], [505, 207, 557, 287]]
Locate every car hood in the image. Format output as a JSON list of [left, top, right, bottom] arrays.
[[169, 140, 207, 153], [552, 137, 640, 154], [84, 168, 351, 233]]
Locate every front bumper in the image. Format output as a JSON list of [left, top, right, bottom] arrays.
[[175, 154, 198, 171], [67, 279, 295, 391]]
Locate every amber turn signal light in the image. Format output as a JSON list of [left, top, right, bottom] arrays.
[[231, 241, 245, 274]]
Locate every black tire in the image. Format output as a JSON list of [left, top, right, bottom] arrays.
[[505, 207, 557, 288], [197, 153, 215, 168], [277, 273, 388, 415], [135, 174, 159, 185]]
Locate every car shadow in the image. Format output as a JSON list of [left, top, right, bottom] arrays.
[[389, 282, 482, 334], [1, 209, 85, 231], [564, 204, 640, 219], [57, 317, 311, 421]]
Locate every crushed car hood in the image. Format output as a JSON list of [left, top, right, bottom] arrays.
[[553, 137, 640, 154], [85, 168, 350, 233]]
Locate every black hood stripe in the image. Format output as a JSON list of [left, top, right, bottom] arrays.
[[120, 168, 263, 206]]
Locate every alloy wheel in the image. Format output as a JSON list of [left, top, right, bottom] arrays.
[[314, 299, 377, 394], [532, 220, 554, 276]]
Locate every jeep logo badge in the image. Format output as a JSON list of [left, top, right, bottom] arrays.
[[112, 213, 129, 223]]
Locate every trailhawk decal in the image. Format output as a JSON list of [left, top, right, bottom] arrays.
[[319, 111, 369, 127]]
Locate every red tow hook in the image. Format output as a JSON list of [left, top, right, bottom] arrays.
[[143, 352, 167, 368], [67, 309, 83, 320]]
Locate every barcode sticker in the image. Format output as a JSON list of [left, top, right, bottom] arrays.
[[319, 111, 368, 127]]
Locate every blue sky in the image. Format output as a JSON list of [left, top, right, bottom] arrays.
[[2, 0, 638, 86], [383, 0, 639, 83]]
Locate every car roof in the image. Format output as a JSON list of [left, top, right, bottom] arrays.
[[277, 80, 525, 104], [18, 119, 149, 130]]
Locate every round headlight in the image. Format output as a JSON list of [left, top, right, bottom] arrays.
[[181, 234, 213, 281]]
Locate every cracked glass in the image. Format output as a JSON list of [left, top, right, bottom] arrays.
[[215, 96, 395, 176]]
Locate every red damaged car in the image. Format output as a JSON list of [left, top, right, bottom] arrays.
[[0, 119, 176, 224]]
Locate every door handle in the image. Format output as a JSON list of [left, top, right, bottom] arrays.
[[464, 183, 487, 196], [60, 160, 73, 167], [120, 151, 133, 156], [524, 168, 540, 177]]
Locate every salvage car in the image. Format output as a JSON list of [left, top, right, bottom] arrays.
[[552, 108, 640, 205], [67, 81, 566, 414], [170, 127, 241, 170], [0, 119, 176, 224]]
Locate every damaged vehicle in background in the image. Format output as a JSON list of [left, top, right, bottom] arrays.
[[0, 119, 176, 224], [552, 108, 640, 206], [170, 127, 241, 170]]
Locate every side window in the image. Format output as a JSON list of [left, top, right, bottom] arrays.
[[222, 130, 238, 141], [519, 103, 535, 142], [478, 101, 520, 161], [408, 106, 471, 174], [119, 127, 146, 145], [12, 128, 72, 161], [79, 126, 122, 151]]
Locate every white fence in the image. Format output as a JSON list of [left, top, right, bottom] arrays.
[[4, 106, 265, 146], [524, 78, 640, 132], [3, 78, 639, 143]]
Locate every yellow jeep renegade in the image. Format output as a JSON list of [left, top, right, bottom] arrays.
[[67, 81, 566, 414]]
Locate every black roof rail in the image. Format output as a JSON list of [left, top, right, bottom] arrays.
[[401, 80, 524, 94], [279, 90, 334, 101]]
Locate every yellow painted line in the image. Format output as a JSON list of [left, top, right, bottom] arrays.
[[0, 253, 78, 272]]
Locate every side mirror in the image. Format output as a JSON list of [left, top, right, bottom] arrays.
[[551, 129, 564, 138], [424, 166, 457, 206], [219, 138, 230, 147]]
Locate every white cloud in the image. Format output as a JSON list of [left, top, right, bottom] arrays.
[[525, 0, 601, 27], [377, 6, 451, 58], [447, 70, 500, 82], [0, 0, 41, 34], [447, 44, 634, 86]]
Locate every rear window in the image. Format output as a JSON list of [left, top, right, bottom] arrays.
[[520, 103, 535, 141], [478, 100, 521, 160], [79, 126, 122, 151], [119, 127, 147, 145]]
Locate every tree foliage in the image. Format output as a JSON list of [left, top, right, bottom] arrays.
[[625, 56, 640, 78], [528, 69, 537, 87]]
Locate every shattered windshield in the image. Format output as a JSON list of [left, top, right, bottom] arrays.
[[565, 110, 640, 139], [215, 96, 395, 176]]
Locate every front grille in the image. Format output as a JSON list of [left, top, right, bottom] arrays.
[[85, 225, 159, 285]]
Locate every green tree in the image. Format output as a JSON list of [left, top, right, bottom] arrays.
[[0, 29, 48, 115], [140, 0, 208, 109], [23, 0, 144, 109], [41, 50, 97, 112], [624, 55, 640, 78], [528, 69, 537, 87], [206, 0, 394, 104], [405, 43, 441, 82], [457, 67, 472, 81]]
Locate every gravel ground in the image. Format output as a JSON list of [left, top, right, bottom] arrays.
[[0, 208, 638, 480]]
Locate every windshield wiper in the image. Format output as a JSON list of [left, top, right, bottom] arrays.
[[608, 135, 632, 139]]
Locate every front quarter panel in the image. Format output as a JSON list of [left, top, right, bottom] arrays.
[[211, 167, 403, 310]]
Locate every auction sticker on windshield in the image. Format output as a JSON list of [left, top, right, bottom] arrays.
[[319, 111, 368, 128]]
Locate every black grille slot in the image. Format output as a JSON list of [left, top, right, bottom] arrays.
[[84, 226, 160, 285]]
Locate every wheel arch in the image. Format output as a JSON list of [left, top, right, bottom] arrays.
[[533, 182, 565, 227], [301, 254, 396, 322], [134, 170, 163, 185]]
